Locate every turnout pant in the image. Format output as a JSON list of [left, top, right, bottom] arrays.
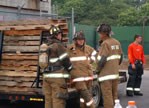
[[75, 81, 95, 108], [100, 79, 119, 108], [126, 62, 143, 95], [43, 78, 67, 108]]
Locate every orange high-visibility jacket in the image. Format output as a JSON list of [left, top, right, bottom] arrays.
[[128, 43, 145, 64]]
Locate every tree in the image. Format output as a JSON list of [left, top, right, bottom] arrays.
[[52, 0, 149, 26], [118, 3, 149, 26]]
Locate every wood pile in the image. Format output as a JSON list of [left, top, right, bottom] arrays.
[[0, 19, 68, 95]]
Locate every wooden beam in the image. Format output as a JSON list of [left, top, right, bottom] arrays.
[[4, 30, 42, 36], [3, 46, 39, 53], [0, 65, 37, 71], [0, 71, 37, 77], [4, 35, 40, 39], [1, 60, 38, 66], [0, 76, 35, 82], [3, 40, 40, 46], [2, 54, 38, 60]]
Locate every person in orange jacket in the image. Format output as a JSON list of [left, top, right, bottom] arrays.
[[126, 34, 145, 96]]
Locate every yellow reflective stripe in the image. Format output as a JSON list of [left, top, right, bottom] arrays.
[[59, 53, 68, 60], [93, 74, 98, 79], [97, 56, 101, 61], [43, 73, 70, 78], [72, 76, 93, 82], [86, 99, 94, 106], [107, 55, 121, 61], [49, 58, 59, 63], [80, 98, 85, 103], [97, 55, 120, 61], [126, 88, 133, 91], [90, 56, 96, 61], [134, 88, 140, 91], [98, 74, 119, 82], [68, 65, 73, 70], [49, 53, 68, 63], [70, 56, 88, 61], [91, 50, 97, 56]]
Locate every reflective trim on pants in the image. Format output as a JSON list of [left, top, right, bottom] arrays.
[[86, 98, 94, 106], [80, 98, 94, 107], [98, 74, 119, 82], [134, 88, 141, 91], [80, 98, 85, 103], [43, 73, 70, 78], [126, 87, 133, 91]]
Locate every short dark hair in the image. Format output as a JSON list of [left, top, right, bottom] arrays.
[[134, 34, 142, 40]]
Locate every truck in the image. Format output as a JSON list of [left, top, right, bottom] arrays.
[[0, 19, 127, 108]]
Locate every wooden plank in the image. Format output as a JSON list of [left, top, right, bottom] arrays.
[[3, 40, 40, 46], [4, 30, 42, 36], [4, 36, 40, 41], [0, 71, 36, 77], [0, 25, 52, 31], [2, 54, 38, 60], [0, 76, 35, 82], [0, 19, 61, 26], [0, 65, 37, 71], [0, 81, 34, 87], [1, 60, 38, 66], [4, 29, 68, 36], [3, 46, 39, 53]]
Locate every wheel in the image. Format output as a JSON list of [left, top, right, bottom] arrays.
[[92, 81, 103, 108]]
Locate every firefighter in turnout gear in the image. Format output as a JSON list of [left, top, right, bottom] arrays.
[[68, 31, 96, 108], [126, 35, 145, 97], [40, 25, 73, 108], [96, 24, 123, 108]]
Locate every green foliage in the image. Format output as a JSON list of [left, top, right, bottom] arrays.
[[118, 3, 149, 26], [52, 0, 149, 26]]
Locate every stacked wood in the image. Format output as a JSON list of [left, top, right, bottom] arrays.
[[0, 19, 68, 95]]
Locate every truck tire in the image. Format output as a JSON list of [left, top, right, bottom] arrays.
[[92, 81, 103, 108]]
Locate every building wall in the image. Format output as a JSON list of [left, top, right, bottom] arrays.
[[0, 0, 51, 11], [0, 0, 52, 21]]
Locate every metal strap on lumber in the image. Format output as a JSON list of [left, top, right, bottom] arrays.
[[0, 31, 4, 63]]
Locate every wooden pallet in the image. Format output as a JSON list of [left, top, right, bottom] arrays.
[[0, 19, 68, 94]]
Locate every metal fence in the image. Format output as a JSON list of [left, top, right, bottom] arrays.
[[68, 23, 149, 55]]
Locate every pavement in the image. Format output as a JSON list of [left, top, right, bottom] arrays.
[[118, 70, 149, 108]]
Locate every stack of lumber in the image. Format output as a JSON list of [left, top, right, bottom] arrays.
[[0, 19, 68, 95]]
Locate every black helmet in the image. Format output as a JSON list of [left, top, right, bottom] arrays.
[[96, 23, 111, 36], [73, 31, 85, 40], [49, 25, 63, 37]]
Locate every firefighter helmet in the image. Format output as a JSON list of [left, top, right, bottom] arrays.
[[96, 23, 111, 36], [73, 31, 85, 40], [49, 25, 63, 38]]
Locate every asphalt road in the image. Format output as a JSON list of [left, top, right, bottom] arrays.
[[118, 70, 149, 108], [0, 70, 149, 108]]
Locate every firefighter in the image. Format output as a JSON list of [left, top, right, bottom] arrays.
[[96, 23, 123, 108], [40, 25, 73, 108], [68, 31, 96, 108], [126, 35, 145, 97]]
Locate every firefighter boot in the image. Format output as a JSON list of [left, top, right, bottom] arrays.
[[126, 91, 133, 97], [134, 91, 143, 96]]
